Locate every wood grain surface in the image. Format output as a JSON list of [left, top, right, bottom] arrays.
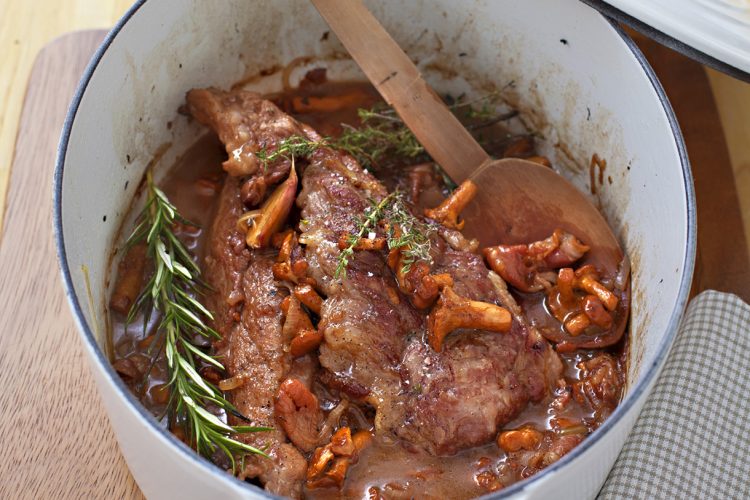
[[707, 69, 750, 255], [631, 31, 750, 301], [0, 26, 748, 500], [0, 0, 133, 236], [0, 30, 143, 500]]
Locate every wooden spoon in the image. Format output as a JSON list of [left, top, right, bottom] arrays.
[[311, 0, 629, 348]]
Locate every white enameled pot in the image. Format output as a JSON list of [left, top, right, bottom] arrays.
[[54, 0, 695, 498]]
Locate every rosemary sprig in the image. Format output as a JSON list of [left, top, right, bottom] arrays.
[[335, 191, 433, 279], [126, 170, 270, 471]]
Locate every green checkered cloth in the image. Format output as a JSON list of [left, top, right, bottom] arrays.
[[599, 290, 750, 499]]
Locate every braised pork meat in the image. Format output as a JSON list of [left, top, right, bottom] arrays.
[[110, 77, 627, 500]]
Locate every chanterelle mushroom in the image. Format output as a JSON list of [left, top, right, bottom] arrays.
[[427, 286, 512, 352], [272, 230, 309, 284], [547, 265, 618, 336], [239, 163, 298, 249], [388, 251, 453, 309], [282, 295, 322, 357], [306, 427, 373, 490], [424, 180, 477, 230], [483, 229, 590, 293], [293, 283, 324, 315]]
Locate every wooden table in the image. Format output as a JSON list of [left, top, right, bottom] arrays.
[[0, 4, 748, 499]]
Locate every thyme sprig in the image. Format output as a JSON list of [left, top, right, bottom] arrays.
[[334, 92, 509, 172], [335, 192, 398, 279], [335, 191, 433, 279], [253, 93, 510, 179], [385, 194, 434, 273], [334, 108, 425, 169], [126, 170, 270, 471], [256, 135, 328, 170]]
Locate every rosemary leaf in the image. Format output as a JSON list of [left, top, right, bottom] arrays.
[[183, 341, 224, 368], [234, 425, 275, 433], [195, 406, 235, 433], [171, 261, 192, 280]]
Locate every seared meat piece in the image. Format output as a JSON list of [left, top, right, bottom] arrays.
[[186, 88, 322, 205], [204, 177, 306, 498], [395, 243, 562, 455], [225, 253, 289, 428], [298, 149, 423, 408], [198, 88, 562, 458], [203, 177, 250, 341], [297, 143, 561, 454], [431, 243, 497, 302], [247, 445, 307, 498], [398, 324, 545, 455]]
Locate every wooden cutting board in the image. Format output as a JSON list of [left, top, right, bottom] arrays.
[[0, 30, 143, 499], [0, 28, 746, 499]]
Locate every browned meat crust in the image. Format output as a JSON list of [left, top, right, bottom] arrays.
[[203, 177, 249, 340], [186, 88, 322, 206], [397, 318, 562, 455], [297, 151, 423, 413], [203, 177, 305, 498]]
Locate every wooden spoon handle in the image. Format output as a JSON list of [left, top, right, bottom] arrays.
[[311, 0, 490, 183]]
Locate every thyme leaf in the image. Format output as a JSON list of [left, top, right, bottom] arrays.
[[335, 191, 434, 279], [385, 195, 434, 273], [126, 170, 269, 472], [335, 192, 398, 279], [256, 135, 328, 170]]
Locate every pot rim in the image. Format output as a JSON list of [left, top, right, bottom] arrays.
[[52, 1, 696, 497]]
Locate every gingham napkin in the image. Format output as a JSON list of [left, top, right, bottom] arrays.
[[599, 290, 750, 499]]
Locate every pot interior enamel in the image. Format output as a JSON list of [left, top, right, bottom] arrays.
[[55, 0, 694, 498]]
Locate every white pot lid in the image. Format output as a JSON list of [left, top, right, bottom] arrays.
[[583, 0, 750, 81]]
